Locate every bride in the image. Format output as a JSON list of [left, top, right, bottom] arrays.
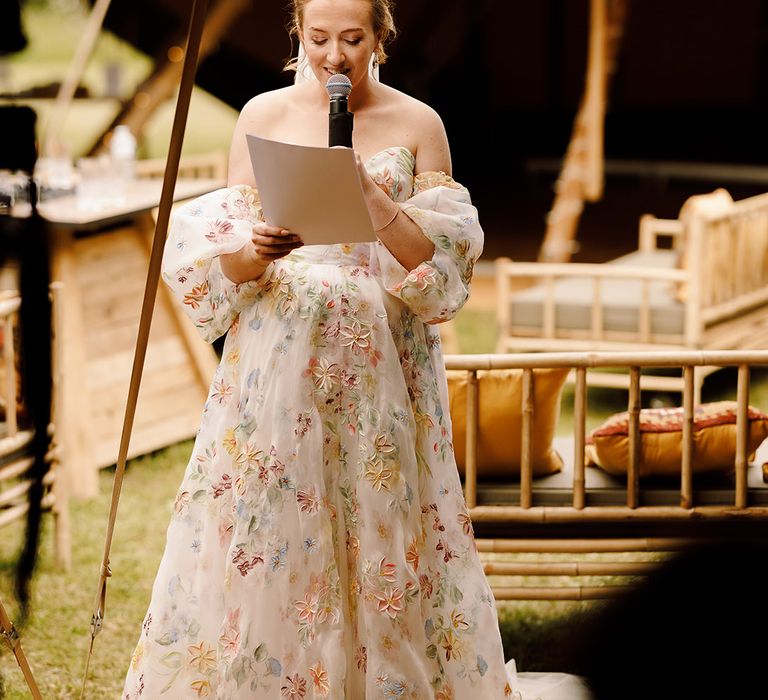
[[123, 0, 591, 697]]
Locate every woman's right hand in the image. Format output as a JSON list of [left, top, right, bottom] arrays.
[[220, 222, 303, 284]]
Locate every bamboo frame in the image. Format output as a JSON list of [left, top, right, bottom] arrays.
[[0, 595, 43, 700], [0, 286, 70, 568], [627, 368, 641, 509], [539, 0, 629, 262], [446, 351, 768, 529], [89, 0, 250, 155], [464, 370, 478, 509], [469, 505, 768, 523], [476, 537, 691, 553], [680, 365, 695, 508], [498, 190, 768, 387], [520, 369, 534, 508], [572, 367, 587, 510], [735, 364, 750, 509], [482, 561, 660, 576], [493, 586, 627, 601], [43, 0, 112, 156]]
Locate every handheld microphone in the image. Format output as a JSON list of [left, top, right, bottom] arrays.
[[326, 74, 354, 148]]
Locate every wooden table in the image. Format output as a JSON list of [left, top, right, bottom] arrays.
[[41, 179, 224, 498]]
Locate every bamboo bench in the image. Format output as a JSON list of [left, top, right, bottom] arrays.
[[495, 190, 768, 400], [445, 350, 768, 600]]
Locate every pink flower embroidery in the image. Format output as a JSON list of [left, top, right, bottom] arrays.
[[374, 586, 404, 619], [204, 219, 234, 243]]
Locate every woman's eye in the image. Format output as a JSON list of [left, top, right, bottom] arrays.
[[346, 39, 362, 46], [311, 38, 327, 46]]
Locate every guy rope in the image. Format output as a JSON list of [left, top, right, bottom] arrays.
[[78, 0, 210, 696]]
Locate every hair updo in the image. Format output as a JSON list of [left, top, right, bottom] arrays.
[[286, 0, 398, 67]]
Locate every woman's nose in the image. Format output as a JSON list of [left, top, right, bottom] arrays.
[[327, 42, 345, 66]]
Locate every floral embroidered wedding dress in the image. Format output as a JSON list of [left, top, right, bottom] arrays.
[[122, 147, 590, 700]]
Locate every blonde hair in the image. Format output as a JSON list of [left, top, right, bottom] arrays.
[[285, 0, 398, 72]]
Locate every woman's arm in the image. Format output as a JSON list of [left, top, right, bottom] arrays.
[[222, 94, 302, 283], [358, 105, 452, 270]]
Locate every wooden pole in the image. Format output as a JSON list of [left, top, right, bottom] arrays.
[[2, 312, 16, 436], [476, 537, 690, 553], [539, 0, 630, 262], [50, 282, 71, 570], [444, 350, 768, 371], [735, 364, 750, 509], [681, 365, 694, 509], [573, 367, 587, 509], [493, 585, 628, 601], [627, 367, 641, 508], [583, 0, 607, 201], [520, 368, 534, 509], [80, 0, 210, 695], [483, 561, 660, 576], [89, 0, 251, 155], [464, 370, 479, 509], [0, 595, 43, 700], [43, 0, 113, 156]]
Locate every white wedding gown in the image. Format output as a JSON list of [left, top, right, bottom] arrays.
[[506, 659, 592, 700], [122, 147, 592, 699]]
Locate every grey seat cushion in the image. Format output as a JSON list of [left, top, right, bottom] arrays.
[[508, 250, 686, 337], [470, 437, 768, 507]]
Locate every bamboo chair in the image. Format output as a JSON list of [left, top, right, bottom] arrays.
[[0, 286, 70, 569], [445, 350, 768, 600], [134, 150, 227, 181], [496, 192, 768, 401]]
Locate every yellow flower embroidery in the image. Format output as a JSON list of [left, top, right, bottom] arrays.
[[187, 640, 216, 673]]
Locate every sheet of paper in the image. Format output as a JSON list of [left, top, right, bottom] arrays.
[[246, 134, 376, 245]]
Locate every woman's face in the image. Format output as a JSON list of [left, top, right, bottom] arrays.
[[300, 0, 378, 89]]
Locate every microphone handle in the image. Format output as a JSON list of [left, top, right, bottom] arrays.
[[329, 111, 354, 148]]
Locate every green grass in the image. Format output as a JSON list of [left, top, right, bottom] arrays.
[[0, 442, 191, 699], [0, 439, 637, 696]]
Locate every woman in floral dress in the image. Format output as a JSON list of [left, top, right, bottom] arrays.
[[123, 0, 520, 697]]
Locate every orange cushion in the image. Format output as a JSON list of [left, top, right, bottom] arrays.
[[586, 401, 768, 477], [447, 368, 568, 478]]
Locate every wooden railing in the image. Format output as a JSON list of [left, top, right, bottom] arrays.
[[0, 286, 69, 568], [446, 350, 768, 599], [446, 350, 768, 517]]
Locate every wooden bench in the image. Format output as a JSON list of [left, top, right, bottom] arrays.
[[445, 350, 768, 600], [495, 190, 768, 400]]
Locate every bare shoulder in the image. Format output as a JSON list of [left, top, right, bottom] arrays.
[[236, 87, 295, 136], [381, 86, 451, 174], [228, 86, 298, 186]]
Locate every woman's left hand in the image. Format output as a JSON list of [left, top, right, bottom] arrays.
[[354, 152, 400, 232]]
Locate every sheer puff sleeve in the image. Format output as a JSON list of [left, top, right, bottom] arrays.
[[161, 185, 267, 343], [373, 171, 483, 325]]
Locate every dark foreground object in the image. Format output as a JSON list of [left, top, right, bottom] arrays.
[[569, 537, 768, 699]]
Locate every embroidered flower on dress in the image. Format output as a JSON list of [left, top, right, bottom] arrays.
[[280, 673, 307, 699], [374, 586, 405, 619]]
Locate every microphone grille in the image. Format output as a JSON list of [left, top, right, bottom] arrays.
[[326, 74, 352, 99]]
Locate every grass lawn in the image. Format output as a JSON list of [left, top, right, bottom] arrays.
[[0, 432, 614, 697], [0, 443, 192, 699]]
